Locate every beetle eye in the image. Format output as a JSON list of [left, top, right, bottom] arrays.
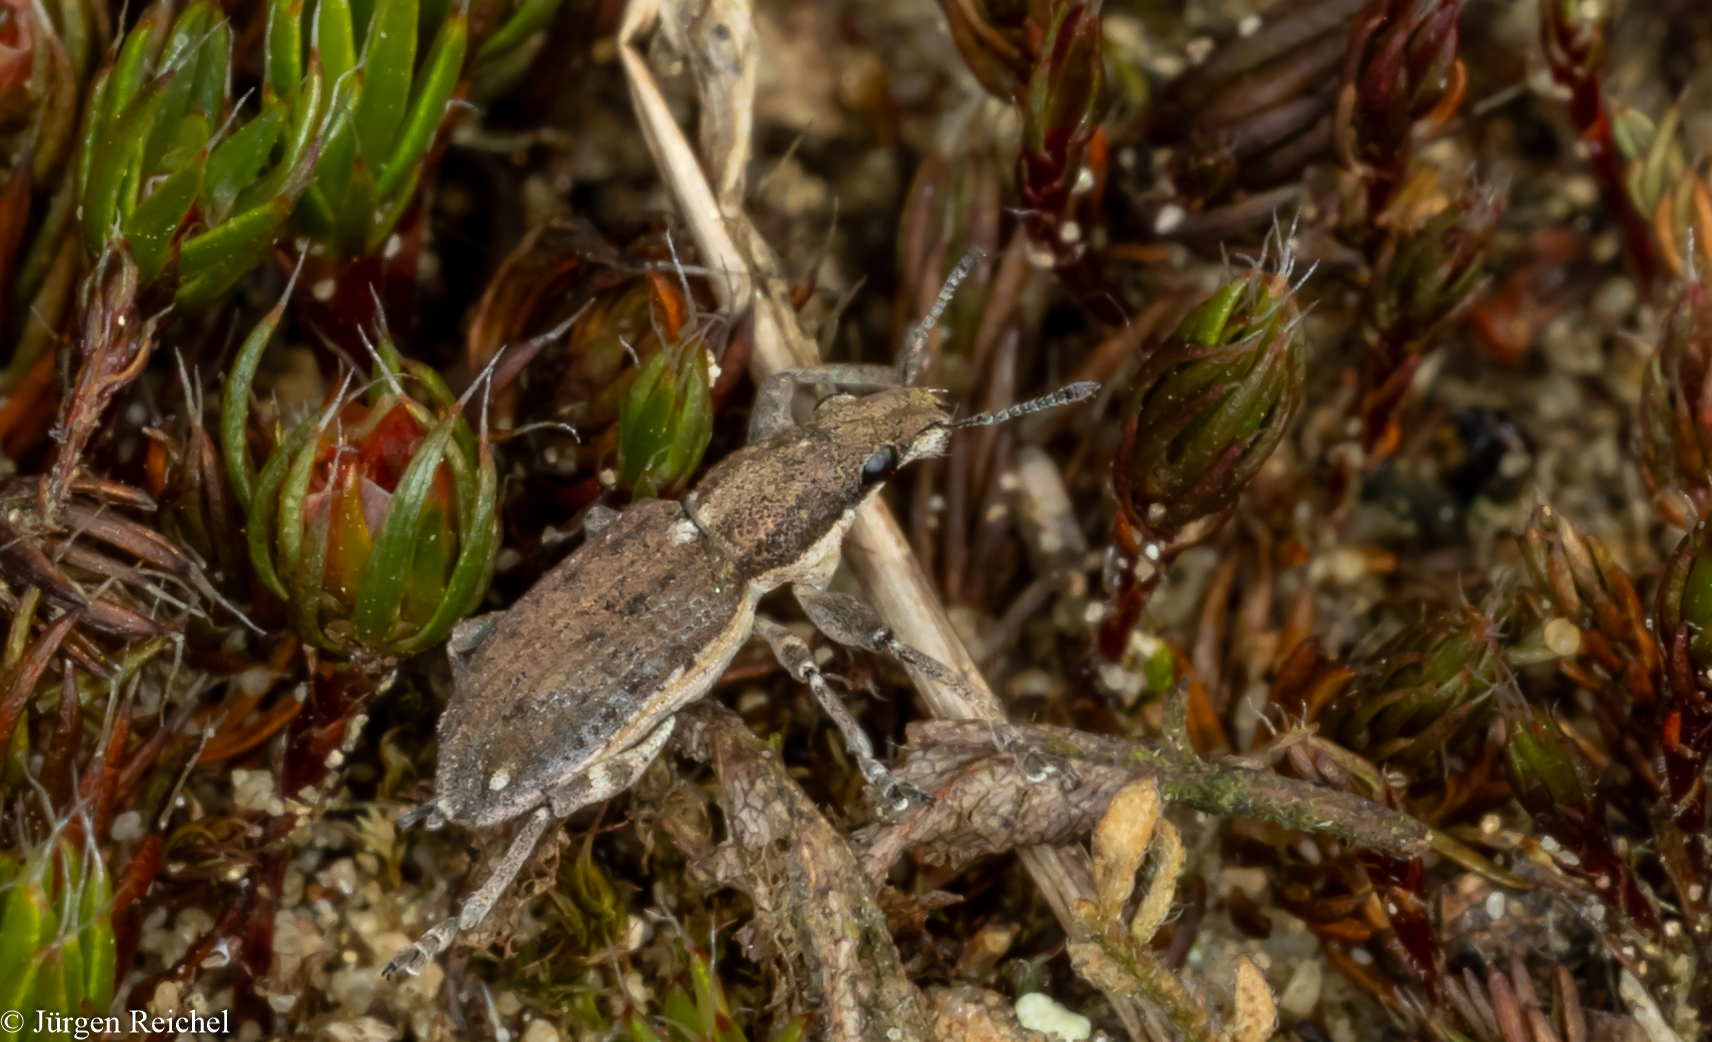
[[861, 446, 899, 486]]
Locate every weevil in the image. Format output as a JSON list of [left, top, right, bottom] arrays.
[[385, 279, 1097, 977]]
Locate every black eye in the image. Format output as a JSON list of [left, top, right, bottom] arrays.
[[861, 446, 899, 486]]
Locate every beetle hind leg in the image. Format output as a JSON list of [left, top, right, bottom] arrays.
[[753, 616, 930, 813], [790, 584, 1080, 788]]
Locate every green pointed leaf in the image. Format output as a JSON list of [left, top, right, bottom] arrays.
[[203, 98, 287, 224], [351, 412, 456, 643], [375, 11, 463, 201], [477, 0, 561, 62], [267, 0, 305, 97], [223, 295, 293, 509], [83, 74, 172, 256], [396, 427, 495, 653], [310, 71, 362, 211], [190, 19, 232, 120], [138, 3, 211, 175], [316, 0, 358, 92], [104, 12, 161, 123], [176, 200, 290, 309], [75, 68, 111, 204], [78, 850, 115, 1012], [32, 945, 66, 1020], [248, 420, 322, 600], [338, 158, 377, 254], [126, 157, 204, 280], [50, 0, 93, 86], [234, 62, 326, 218], [291, 482, 337, 648], [354, 0, 418, 167]]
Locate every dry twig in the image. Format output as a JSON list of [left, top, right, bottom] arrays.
[[673, 702, 932, 1041]]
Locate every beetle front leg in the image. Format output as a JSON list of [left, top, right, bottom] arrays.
[[749, 364, 899, 442], [384, 805, 555, 979], [752, 616, 930, 813], [790, 584, 1080, 787]]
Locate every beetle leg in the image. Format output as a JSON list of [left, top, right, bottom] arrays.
[[748, 363, 899, 443], [790, 584, 1081, 788], [384, 806, 555, 979], [753, 615, 929, 813], [447, 613, 504, 687], [545, 716, 677, 818], [680, 490, 744, 572]]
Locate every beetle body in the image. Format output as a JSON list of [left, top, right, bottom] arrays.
[[428, 387, 952, 831]]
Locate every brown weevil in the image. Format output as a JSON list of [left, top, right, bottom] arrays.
[[385, 269, 1097, 977]]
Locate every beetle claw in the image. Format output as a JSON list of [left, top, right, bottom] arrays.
[[383, 920, 458, 979], [877, 775, 933, 814]]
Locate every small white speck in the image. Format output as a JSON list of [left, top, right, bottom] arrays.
[[312, 278, 336, 302], [1015, 993, 1091, 1040], [1485, 892, 1505, 920], [111, 810, 144, 842], [1237, 14, 1261, 35], [1059, 220, 1082, 245], [383, 234, 404, 260], [1154, 204, 1186, 235], [1349, 948, 1373, 966], [489, 769, 512, 792]]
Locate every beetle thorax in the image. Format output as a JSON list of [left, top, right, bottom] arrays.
[[689, 388, 951, 585]]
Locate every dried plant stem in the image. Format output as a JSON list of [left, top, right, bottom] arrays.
[[618, 1, 1146, 1036], [677, 703, 932, 1041]]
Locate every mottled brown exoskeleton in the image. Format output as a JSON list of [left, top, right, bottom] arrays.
[[385, 272, 1096, 977]]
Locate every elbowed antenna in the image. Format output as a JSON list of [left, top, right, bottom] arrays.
[[951, 381, 1101, 429]]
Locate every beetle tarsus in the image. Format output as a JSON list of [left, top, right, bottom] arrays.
[[876, 773, 933, 814], [384, 920, 458, 979], [994, 723, 1080, 788]]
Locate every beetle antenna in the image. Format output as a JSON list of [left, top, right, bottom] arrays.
[[951, 381, 1100, 429], [897, 248, 984, 387]]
